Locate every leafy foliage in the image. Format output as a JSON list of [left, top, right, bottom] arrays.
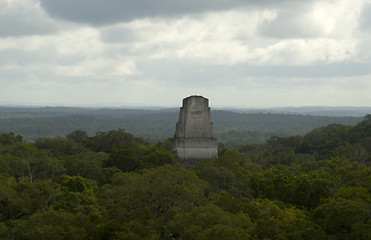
[[0, 115, 371, 239]]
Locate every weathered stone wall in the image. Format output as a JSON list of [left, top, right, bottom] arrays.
[[173, 96, 218, 166]]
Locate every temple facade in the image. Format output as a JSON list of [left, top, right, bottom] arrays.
[[173, 96, 218, 166]]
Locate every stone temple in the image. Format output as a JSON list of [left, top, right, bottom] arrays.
[[173, 95, 218, 166]]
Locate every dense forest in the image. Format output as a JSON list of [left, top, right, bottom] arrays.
[[0, 115, 370, 239], [0, 107, 363, 146]]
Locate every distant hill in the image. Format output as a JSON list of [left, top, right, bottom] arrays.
[[220, 106, 371, 117], [0, 106, 366, 146]]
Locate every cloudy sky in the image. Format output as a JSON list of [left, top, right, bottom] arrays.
[[1, 0, 371, 107]]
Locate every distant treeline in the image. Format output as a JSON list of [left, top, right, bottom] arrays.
[[0, 107, 364, 145]]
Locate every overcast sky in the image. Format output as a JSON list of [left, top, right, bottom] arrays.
[[1, 0, 371, 107]]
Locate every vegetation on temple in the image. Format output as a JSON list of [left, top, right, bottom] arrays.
[[0, 115, 371, 239]]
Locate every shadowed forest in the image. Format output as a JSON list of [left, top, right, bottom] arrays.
[[0, 111, 370, 239]]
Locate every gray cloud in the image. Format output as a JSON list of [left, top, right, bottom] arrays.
[[360, 3, 371, 31], [0, 0, 60, 37], [238, 62, 371, 78], [356, 39, 371, 62], [0, 47, 84, 68], [39, 0, 309, 25], [259, 10, 325, 38], [137, 58, 371, 86], [100, 27, 144, 43], [0, 18, 57, 37]]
